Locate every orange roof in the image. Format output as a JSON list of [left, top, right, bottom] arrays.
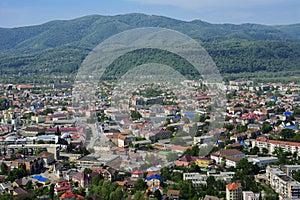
[[226, 182, 242, 191], [167, 190, 180, 195], [118, 134, 126, 140], [154, 145, 164, 149], [106, 133, 120, 139], [60, 189, 84, 200], [147, 171, 159, 177], [256, 137, 300, 147], [60, 189, 75, 198], [116, 181, 126, 186]]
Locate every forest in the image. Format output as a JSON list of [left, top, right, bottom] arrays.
[[0, 13, 299, 81]]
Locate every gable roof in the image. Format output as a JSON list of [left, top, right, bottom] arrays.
[[226, 182, 242, 191], [167, 190, 180, 196], [14, 187, 29, 196]]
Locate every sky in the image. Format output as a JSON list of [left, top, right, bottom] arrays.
[[0, 0, 299, 28]]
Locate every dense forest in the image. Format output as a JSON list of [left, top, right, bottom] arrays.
[[0, 13, 299, 81]]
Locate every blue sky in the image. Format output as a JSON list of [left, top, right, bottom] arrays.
[[0, 0, 299, 28]]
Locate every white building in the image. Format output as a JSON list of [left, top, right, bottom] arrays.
[[247, 156, 278, 167], [252, 137, 300, 155], [266, 167, 300, 199]]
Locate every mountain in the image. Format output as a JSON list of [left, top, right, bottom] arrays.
[[0, 13, 299, 80]]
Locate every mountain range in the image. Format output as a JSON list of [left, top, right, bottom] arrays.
[[0, 13, 299, 80]]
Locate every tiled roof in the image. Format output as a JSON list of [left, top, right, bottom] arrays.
[[226, 182, 242, 191], [255, 137, 300, 147]]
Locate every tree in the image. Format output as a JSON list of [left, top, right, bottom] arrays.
[[49, 183, 55, 200], [0, 162, 8, 175], [83, 168, 92, 174], [92, 174, 104, 186], [42, 108, 54, 115], [293, 171, 300, 182], [194, 114, 206, 122], [110, 187, 123, 200], [134, 178, 146, 191], [130, 110, 142, 121], [280, 129, 295, 140], [153, 189, 162, 200], [237, 125, 247, 133], [77, 187, 85, 196], [134, 191, 146, 200], [262, 147, 269, 155], [236, 158, 259, 175], [250, 146, 260, 155], [261, 122, 272, 134], [160, 167, 171, 181], [223, 123, 234, 132]]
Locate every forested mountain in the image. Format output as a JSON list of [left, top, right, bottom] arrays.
[[0, 13, 299, 79]]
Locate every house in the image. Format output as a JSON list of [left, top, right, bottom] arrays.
[[117, 135, 136, 147], [55, 181, 72, 195], [0, 181, 13, 194], [226, 182, 242, 200], [13, 187, 30, 197], [39, 151, 55, 165], [204, 195, 220, 200], [100, 167, 118, 182], [33, 175, 50, 185], [53, 161, 70, 178], [71, 172, 85, 187], [266, 167, 300, 199], [10, 157, 44, 174], [131, 171, 144, 179], [174, 155, 198, 167], [167, 190, 180, 200], [59, 189, 84, 200], [12, 177, 31, 188], [252, 137, 300, 155], [146, 174, 163, 196], [211, 149, 245, 168], [183, 173, 207, 188], [195, 157, 213, 167]]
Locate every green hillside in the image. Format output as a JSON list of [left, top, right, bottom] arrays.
[[0, 13, 299, 81]]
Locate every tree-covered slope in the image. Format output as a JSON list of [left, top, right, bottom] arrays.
[[0, 13, 299, 78]]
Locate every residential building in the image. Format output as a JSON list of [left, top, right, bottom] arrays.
[[252, 137, 300, 155], [266, 167, 300, 199], [226, 182, 243, 200], [247, 156, 278, 167], [211, 149, 245, 168]]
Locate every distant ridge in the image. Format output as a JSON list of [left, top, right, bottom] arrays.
[[0, 13, 299, 79]]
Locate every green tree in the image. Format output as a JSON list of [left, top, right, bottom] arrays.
[[133, 191, 146, 200], [0, 162, 8, 175], [281, 129, 295, 140], [83, 168, 92, 174], [92, 174, 104, 186], [293, 171, 300, 182], [110, 187, 123, 200], [130, 110, 142, 121], [262, 147, 269, 155], [250, 146, 260, 155], [261, 122, 272, 134], [160, 167, 171, 181], [134, 178, 146, 191], [153, 189, 162, 200], [49, 183, 55, 200]]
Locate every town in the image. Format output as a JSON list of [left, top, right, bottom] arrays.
[[0, 79, 299, 200]]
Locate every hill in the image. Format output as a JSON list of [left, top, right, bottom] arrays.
[[0, 13, 299, 81]]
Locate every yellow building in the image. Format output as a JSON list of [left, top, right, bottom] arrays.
[[195, 157, 213, 167]]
